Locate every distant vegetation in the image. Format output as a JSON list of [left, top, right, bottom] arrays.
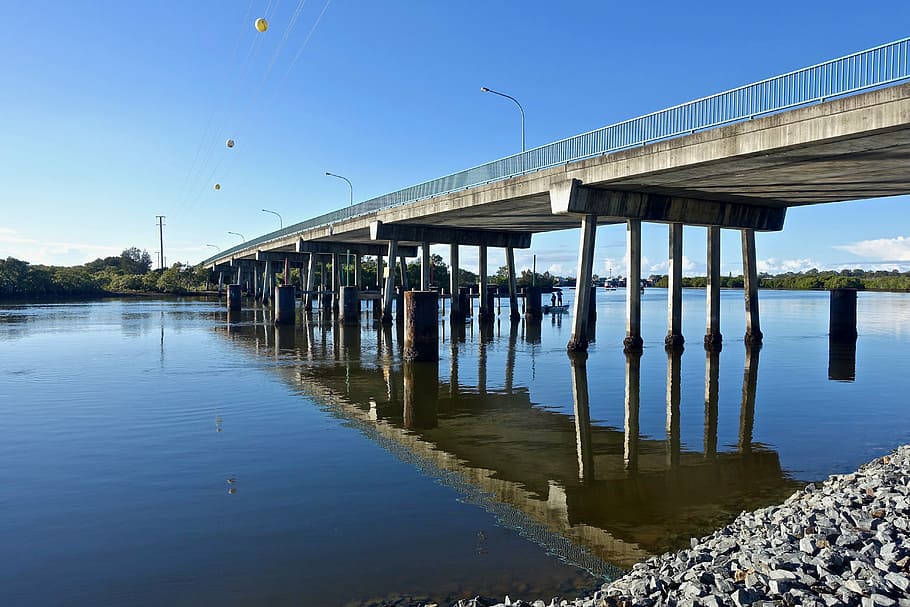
[[0, 248, 212, 299], [651, 268, 910, 291]]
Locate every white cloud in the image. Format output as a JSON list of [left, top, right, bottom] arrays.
[[756, 257, 820, 274], [834, 236, 910, 261], [0, 229, 123, 266], [646, 255, 698, 275]]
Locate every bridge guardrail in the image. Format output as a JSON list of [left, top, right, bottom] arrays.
[[206, 37, 910, 266]]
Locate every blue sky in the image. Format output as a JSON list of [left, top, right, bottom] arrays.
[[2, 1, 910, 278]]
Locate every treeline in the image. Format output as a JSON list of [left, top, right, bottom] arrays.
[[652, 268, 910, 291], [0, 248, 211, 298]]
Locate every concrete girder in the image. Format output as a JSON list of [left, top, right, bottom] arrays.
[[255, 251, 310, 263], [550, 179, 786, 231], [296, 239, 417, 258], [370, 220, 532, 248]]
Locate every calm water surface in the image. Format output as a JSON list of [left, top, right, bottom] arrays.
[[2, 289, 909, 606]]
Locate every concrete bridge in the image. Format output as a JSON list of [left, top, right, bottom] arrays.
[[205, 37, 910, 353]]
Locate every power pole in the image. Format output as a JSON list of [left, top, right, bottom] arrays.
[[156, 215, 166, 270]]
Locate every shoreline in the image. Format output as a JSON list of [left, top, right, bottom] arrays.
[[450, 445, 910, 607]]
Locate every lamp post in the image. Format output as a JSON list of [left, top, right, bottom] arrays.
[[228, 231, 245, 243], [325, 172, 354, 286], [261, 208, 282, 229], [205, 244, 220, 251], [481, 86, 525, 153]]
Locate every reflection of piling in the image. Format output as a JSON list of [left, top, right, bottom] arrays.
[[372, 298, 382, 320], [704, 350, 719, 459], [227, 284, 242, 311], [569, 352, 594, 483], [739, 346, 761, 454], [666, 349, 682, 468], [828, 336, 857, 382], [624, 351, 642, 475], [320, 291, 333, 314], [274, 323, 295, 351], [403, 291, 439, 362], [274, 285, 296, 324], [524, 286, 542, 321], [340, 286, 360, 326], [403, 362, 438, 429], [829, 288, 858, 340], [340, 324, 361, 361], [525, 319, 542, 344]]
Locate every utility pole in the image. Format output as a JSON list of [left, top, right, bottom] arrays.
[[156, 216, 166, 270]]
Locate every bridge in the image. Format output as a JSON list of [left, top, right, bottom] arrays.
[[204, 37, 910, 353]]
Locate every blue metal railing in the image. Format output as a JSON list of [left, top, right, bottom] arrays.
[[207, 37, 910, 265]]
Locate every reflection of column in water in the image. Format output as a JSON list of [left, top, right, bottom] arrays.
[[340, 324, 361, 362], [449, 337, 460, 397], [739, 346, 761, 454], [332, 322, 341, 362], [381, 324, 394, 359], [382, 365, 398, 403], [302, 317, 314, 359], [319, 323, 328, 358], [504, 322, 518, 394], [480, 319, 494, 343], [525, 320, 542, 344], [403, 362, 438, 429], [274, 324, 295, 354], [624, 352, 642, 474], [478, 339, 488, 396], [666, 349, 682, 468], [828, 336, 857, 382], [569, 352, 594, 483], [704, 349, 720, 459]]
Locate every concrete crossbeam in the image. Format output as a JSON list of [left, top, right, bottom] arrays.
[[370, 221, 532, 248], [550, 179, 786, 231], [296, 240, 417, 258], [255, 251, 310, 263]]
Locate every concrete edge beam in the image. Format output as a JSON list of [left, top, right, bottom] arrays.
[[255, 251, 311, 263], [370, 220, 532, 248], [550, 179, 786, 232], [296, 239, 417, 257]]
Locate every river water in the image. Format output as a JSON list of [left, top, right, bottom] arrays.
[[1, 289, 909, 606]]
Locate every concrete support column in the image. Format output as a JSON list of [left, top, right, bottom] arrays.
[[354, 254, 362, 289], [403, 291, 439, 362], [340, 286, 360, 326], [830, 288, 858, 341], [227, 284, 242, 311], [506, 247, 520, 322], [399, 255, 409, 291], [666, 223, 685, 350], [332, 254, 341, 311], [449, 244, 463, 322], [478, 244, 492, 321], [217, 272, 223, 297], [524, 286, 542, 321], [253, 264, 260, 300], [381, 240, 399, 325], [376, 255, 384, 290], [304, 253, 316, 311], [705, 226, 723, 351], [742, 229, 763, 346], [274, 285, 295, 324], [263, 261, 272, 304], [625, 219, 643, 352], [568, 214, 597, 352], [421, 242, 431, 291]]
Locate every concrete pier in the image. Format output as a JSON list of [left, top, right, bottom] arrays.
[[227, 284, 242, 311], [354, 254, 362, 288], [624, 219, 643, 352], [381, 240, 399, 325], [449, 244, 463, 322], [399, 254, 409, 291], [568, 214, 597, 352], [524, 286, 542, 321], [666, 223, 685, 350], [421, 242, 431, 291], [704, 226, 723, 351], [742, 229, 763, 346], [506, 247, 520, 322], [830, 288, 858, 340], [274, 285, 295, 324], [479, 245, 492, 321], [340, 286, 360, 326], [403, 291, 439, 362], [304, 253, 316, 311], [332, 254, 341, 311]]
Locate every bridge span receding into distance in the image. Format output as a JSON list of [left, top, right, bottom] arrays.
[[204, 37, 910, 353]]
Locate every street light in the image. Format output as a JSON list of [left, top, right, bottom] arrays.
[[481, 86, 525, 153], [228, 231, 245, 242], [261, 208, 283, 229], [205, 244, 220, 251], [325, 172, 354, 286]]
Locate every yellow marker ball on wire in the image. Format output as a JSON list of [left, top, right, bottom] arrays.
[[214, 183, 221, 191], [226, 139, 235, 149], [254, 18, 268, 32]]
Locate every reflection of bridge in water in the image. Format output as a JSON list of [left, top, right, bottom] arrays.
[[216, 308, 800, 570]]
